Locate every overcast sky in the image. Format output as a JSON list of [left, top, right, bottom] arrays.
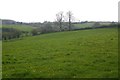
[[0, 0, 119, 22]]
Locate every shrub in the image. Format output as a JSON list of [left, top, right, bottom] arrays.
[[2, 28, 21, 40], [31, 29, 38, 36]]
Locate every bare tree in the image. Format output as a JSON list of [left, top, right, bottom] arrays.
[[67, 11, 73, 31], [56, 11, 64, 31]]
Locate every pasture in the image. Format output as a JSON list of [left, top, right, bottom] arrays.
[[2, 27, 118, 78], [73, 22, 111, 29], [74, 23, 94, 28], [2, 25, 34, 32]]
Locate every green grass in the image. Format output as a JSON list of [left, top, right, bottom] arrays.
[[74, 22, 111, 28], [2, 24, 34, 32], [2, 27, 118, 78], [74, 23, 94, 28]]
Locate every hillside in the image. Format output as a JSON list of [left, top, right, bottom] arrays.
[[2, 27, 118, 78], [2, 24, 34, 32]]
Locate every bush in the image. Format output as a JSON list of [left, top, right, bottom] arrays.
[[2, 28, 21, 40], [31, 29, 38, 36]]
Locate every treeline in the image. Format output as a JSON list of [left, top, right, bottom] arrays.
[[2, 28, 21, 40], [31, 21, 75, 36], [31, 21, 118, 36], [30, 11, 74, 36]]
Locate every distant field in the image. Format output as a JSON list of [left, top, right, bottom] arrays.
[[3, 27, 118, 78], [2, 25, 34, 32], [73, 22, 111, 29], [74, 23, 94, 28], [100, 22, 111, 25]]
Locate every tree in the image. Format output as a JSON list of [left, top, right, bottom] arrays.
[[31, 29, 38, 36], [67, 11, 73, 31], [40, 21, 53, 33], [56, 11, 64, 31]]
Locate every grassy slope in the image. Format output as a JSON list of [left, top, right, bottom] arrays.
[[3, 27, 118, 78], [2, 25, 34, 32]]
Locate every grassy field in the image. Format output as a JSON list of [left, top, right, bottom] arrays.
[[2, 25, 34, 32], [73, 22, 111, 29], [2, 27, 118, 78], [74, 23, 94, 28]]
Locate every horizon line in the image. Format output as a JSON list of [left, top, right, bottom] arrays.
[[1, 18, 118, 23]]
